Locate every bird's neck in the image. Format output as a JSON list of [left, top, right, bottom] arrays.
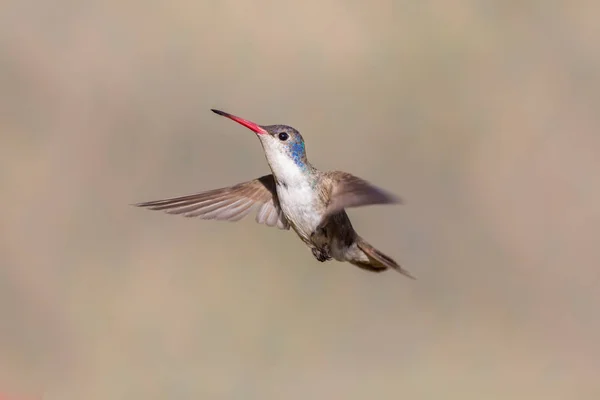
[[263, 150, 316, 188]]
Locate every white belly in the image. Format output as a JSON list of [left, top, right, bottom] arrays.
[[276, 184, 322, 242]]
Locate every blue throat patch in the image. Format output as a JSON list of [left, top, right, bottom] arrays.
[[289, 141, 306, 169]]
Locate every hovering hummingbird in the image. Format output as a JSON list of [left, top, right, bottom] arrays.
[[135, 109, 414, 278]]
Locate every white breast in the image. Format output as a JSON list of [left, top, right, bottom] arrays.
[[277, 183, 322, 241], [266, 151, 321, 240], [261, 141, 324, 241]]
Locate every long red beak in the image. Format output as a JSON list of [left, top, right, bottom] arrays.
[[211, 109, 268, 135]]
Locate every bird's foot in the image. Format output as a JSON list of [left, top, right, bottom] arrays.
[[310, 224, 331, 262], [311, 245, 332, 262]]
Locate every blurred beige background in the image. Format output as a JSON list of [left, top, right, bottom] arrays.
[[1, 1, 599, 399]]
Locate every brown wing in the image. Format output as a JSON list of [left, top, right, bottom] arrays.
[[134, 175, 290, 230], [323, 171, 401, 216]]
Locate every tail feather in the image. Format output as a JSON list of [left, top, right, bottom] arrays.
[[355, 237, 415, 279]]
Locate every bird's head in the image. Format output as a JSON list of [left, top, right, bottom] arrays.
[[211, 109, 309, 171]]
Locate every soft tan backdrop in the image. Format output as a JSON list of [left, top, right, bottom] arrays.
[[1, 1, 599, 399]]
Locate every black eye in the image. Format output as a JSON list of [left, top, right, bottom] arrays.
[[278, 132, 289, 141]]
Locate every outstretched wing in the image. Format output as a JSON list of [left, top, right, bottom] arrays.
[[323, 171, 401, 216], [134, 175, 290, 230]]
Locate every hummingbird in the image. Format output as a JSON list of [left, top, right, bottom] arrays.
[[135, 109, 414, 278]]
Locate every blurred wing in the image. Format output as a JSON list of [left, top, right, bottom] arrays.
[[323, 171, 402, 216], [134, 175, 290, 230]]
